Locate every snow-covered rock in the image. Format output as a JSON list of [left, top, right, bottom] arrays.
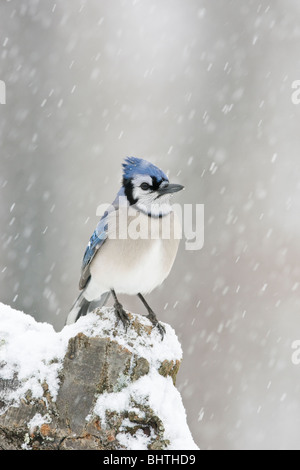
[[0, 302, 198, 450]]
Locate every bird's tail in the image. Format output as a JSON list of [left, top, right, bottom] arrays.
[[65, 288, 111, 325]]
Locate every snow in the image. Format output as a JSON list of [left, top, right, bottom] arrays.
[[28, 412, 52, 433], [0, 302, 67, 403], [0, 302, 198, 450], [93, 369, 197, 450]]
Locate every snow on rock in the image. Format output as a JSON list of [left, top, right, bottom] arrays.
[[0, 302, 67, 405], [0, 302, 198, 450], [93, 370, 196, 450]]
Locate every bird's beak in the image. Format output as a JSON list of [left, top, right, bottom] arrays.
[[157, 183, 185, 196]]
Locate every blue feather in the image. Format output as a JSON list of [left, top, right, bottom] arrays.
[[81, 223, 107, 272], [122, 157, 168, 182], [81, 187, 125, 276]]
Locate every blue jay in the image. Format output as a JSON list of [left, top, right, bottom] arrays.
[[66, 157, 184, 338]]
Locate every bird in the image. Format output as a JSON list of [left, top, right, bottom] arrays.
[[66, 157, 184, 339]]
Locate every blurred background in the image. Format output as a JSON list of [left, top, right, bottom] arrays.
[[1, 0, 300, 450]]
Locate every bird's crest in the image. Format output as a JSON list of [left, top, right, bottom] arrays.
[[122, 157, 168, 183]]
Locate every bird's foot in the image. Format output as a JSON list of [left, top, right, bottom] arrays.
[[114, 301, 130, 330], [147, 310, 166, 340]]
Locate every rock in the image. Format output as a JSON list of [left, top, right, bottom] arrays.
[[0, 304, 198, 450]]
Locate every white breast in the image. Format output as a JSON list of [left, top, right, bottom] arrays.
[[88, 208, 181, 298]]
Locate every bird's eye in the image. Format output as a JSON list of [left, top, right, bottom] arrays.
[[140, 182, 150, 191]]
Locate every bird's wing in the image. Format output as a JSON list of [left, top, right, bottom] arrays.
[[79, 218, 108, 290], [79, 188, 125, 290]]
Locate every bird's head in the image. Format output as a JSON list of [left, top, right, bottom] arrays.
[[122, 157, 184, 217]]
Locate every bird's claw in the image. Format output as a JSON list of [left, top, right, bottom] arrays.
[[156, 321, 166, 341], [147, 312, 166, 340], [114, 302, 130, 330]]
